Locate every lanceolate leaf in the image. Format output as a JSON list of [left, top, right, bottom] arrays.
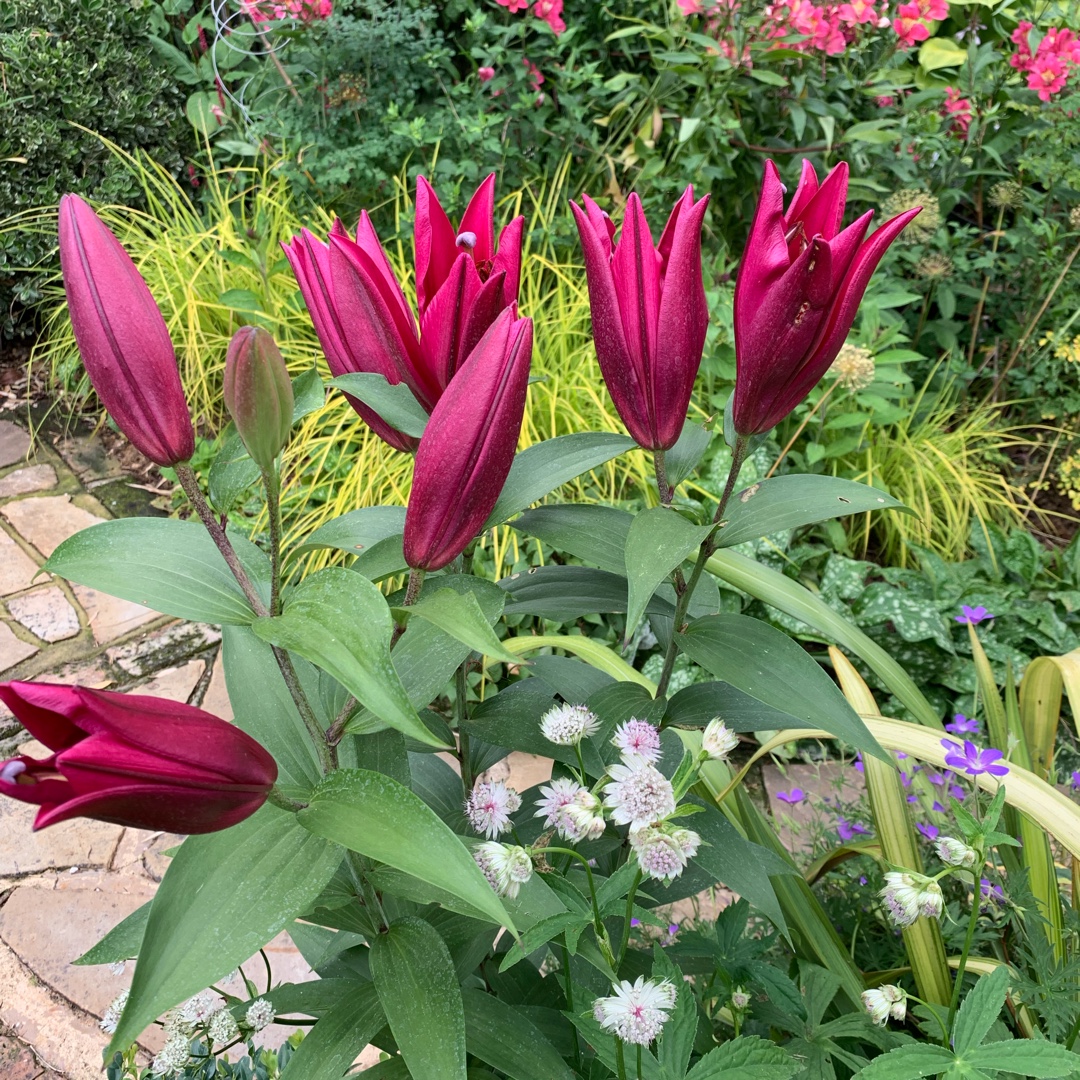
[[716, 474, 906, 549], [513, 503, 632, 573], [499, 564, 676, 622], [297, 769, 514, 930], [679, 614, 886, 760], [295, 506, 407, 581], [253, 566, 445, 748], [108, 807, 344, 1053], [75, 901, 150, 966], [370, 917, 467, 1080], [484, 432, 636, 528], [462, 989, 577, 1080], [45, 518, 270, 625], [663, 421, 712, 491], [278, 983, 384, 1080], [624, 507, 714, 638], [329, 372, 429, 437], [396, 586, 518, 664]]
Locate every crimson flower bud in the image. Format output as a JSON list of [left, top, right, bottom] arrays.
[[0, 681, 277, 834], [403, 307, 532, 571], [58, 195, 195, 467], [571, 186, 710, 451], [223, 326, 294, 473], [732, 160, 920, 436]]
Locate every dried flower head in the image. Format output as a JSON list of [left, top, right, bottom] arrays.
[[465, 780, 522, 838], [592, 977, 678, 1046], [915, 252, 953, 279], [989, 180, 1023, 209], [829, 344, 876, 392], [882, 189, 940, 241], [540, 703, 600, 746]]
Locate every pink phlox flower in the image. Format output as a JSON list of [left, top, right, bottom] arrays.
[[941, 87, 972, 135], [892, 3, 930, 47], [838, 0, 877, 23], [914, 0, 947, 18], [533, 0, 565, 33]]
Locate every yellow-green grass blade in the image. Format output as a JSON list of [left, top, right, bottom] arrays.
[[830, 648, 952, 1006], [500, 634, 655, 689], [1019, 649, 1080, 779]]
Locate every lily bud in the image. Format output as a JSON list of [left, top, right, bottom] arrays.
[[572, 186, 709, 450], [58, 195, 195, 467], [732, 160, 920, 436], [0, 681, 277, 833], [223, 326, 294, 473], [283, 175, 523, 452], [403, 307, 532, 571]]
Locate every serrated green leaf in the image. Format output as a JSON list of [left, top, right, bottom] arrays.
[[851, 1044, 955, 1080], [685, 1035, 800, 1080], [953, 966, 1008, 1055], [964, 1040, 1080, 1076]]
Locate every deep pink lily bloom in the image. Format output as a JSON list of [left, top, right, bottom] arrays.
[[58, 195, 195, 467], [403, 307, 533, 571], [732, 160, 921, 436], [283, 174, 523, 451], [571, 186, 710, 451], [0, 682, 277, 833]]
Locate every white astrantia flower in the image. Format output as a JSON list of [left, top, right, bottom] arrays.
[[534, 777, 585, 836], [245, 999, 276, 1032], [465, 780, 522, 838], [731, 987, 751, 1010], [563, 790, 606, 841], [935, 836, 978, 869], [611, 719, 662, 765], [880, 871, 944, 927], [701, 719, 739, 761], [208, 1007, 240, 1046], [100, 989, 129, 1034], [861, 985, 907, 1026], [604, 761, 676, 832], [540, 703, 600, 746], [474, 842, 533, 898], [630, 824, 700, 883], [592, 977, 678, 1046], [151, 1034, 193, 1076], [164, 990, 221, 1038]]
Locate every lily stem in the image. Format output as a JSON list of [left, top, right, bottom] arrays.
[[260, 465, 283, 616], [654, 435, 749, 699], [654, 448, 672, 506], [457, 664, 473, 793]]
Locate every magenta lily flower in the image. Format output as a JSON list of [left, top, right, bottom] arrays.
[[732, 160, 921, 436], [58, 195, 195, 467], [572, 186, 710, 451], [283, 175, 523, 451], [0, 682, 277, 833], [403, 308, 533, 571]]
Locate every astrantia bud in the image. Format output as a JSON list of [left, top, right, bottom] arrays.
[[935, 835, 978, 869], [862, 984, 907, 1026], [563, 790, 606, 841], [731, 987, 751, 1011], [223, 326, 294, 473], [880, 870, 944, 927], [701, 718, 739, 761], [208, 1007, 240, 1045], [474, 841, 533, 898], [245, 999, 275, 1032]]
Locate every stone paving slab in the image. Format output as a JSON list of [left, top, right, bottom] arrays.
[[8, 586, 81, 643], [0, 464, 58, 498], [0, 420, 31, 468], [0, 529, 43, 596]]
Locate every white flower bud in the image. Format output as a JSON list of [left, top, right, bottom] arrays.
[[935, 836, 978, 869], [862, 984, 907, 1025], [701, 719, 739, 761]]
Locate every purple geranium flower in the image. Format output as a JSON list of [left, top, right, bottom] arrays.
[[900, 771, 913, 788], [927, 771, 946, 786], [931, 801, 945, 813], [837, 817, 870, 842], [776, 788, 806, 804], [859, 875, 868, 885], [956, 605, 993, 625], [946, 713, 980, 736], [916, 821, 939, 840], [853, 752, 864, 773], [630, 917, 642, 927], [942, 739, 1010, 778], [949, 784, 966, 801], [1071, 771, 1080, 790], [907, 794, 918, 803], [980, 878, 1005, 904]]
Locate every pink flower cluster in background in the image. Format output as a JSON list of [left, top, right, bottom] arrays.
[[941, 86, 972, 134], [679, 0, 954, 58], [494, 0, 565, 35], [1011, 23, 1080, 101], [239, 0, 331, 21]]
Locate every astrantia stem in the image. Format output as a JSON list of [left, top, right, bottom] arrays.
[[947, 884, 982, 1032], [615, 1038, 628, 1080]]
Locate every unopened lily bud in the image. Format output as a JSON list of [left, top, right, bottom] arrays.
[[223, 326, 294, 473], [935, 835, 978, 869], [861, 984, 907, 1025], [701, 718, 739, 761]]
